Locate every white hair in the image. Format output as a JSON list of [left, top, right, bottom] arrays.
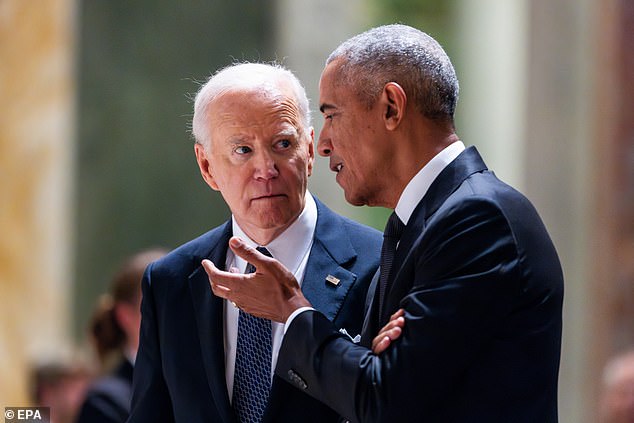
[[192, 62, 311, 148]]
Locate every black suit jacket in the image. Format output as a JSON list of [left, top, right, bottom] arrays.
[[76, 359, 134, 423], [127, 197, 382, 423], [276, 147, 564, 423]]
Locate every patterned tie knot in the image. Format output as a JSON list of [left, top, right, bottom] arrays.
[[256, 246, 272, 258], [245, 246, 272, 274]]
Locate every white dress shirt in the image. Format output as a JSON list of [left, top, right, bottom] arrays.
[[224, 192, 317, 400], [394, 141, 465, 224]]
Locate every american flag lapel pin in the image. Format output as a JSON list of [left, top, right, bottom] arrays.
[[325, 274, 340, 286]]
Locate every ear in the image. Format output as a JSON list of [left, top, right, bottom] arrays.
[[306, 127, 315, 177], [380, 82, 407, 131], [194, 143, 220, 191]]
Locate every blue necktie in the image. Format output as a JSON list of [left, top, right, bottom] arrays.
[[379, 212, 405, 319], [232, 247, 273, 423]]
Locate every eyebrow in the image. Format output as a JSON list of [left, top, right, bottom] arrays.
[[276, 128, 299, 138], [227, 136, 250, 145]]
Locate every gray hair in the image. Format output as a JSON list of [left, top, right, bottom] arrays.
[[192, 62, 311, 148], [327, 24, 459, 125]]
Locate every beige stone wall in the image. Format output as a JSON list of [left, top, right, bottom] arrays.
[[0, 0, 76, 405]]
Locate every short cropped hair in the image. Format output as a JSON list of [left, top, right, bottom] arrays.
[[327, 24, 459, 125], [192, 62, 311, 148]]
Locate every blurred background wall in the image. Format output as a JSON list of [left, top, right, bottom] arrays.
[[1, 1, 632, 422], [0, 0, 76, 407]]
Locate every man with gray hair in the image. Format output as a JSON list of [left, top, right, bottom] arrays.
[[127, 62, 382, 423], [205, 24, 564, 422]]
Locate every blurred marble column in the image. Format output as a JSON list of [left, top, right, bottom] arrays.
[[0, 0, 76, 405], [524, 1, 596, 422], [454, 1, 596, 422], [454, 0, 528, 190]]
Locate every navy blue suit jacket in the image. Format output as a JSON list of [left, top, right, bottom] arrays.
[[76, 359, 134, 423], [276, 147, 564, 423], [127, 197, 382, 423]]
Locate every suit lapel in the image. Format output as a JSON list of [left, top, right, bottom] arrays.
[[301, 241, 358, 320], [380, 147, 489, 325], [301, 198, 358, 321], [188, 221, 237, 423], [360, 270, 380, 347]]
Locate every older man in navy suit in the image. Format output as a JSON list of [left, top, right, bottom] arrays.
[[206, 25, 564, 423], [126, 63, 382, 423]]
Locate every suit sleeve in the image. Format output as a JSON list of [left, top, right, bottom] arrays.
[[275, 198, 521, 423], [126, 264, 175, 423], [75, 389, 129, 423]]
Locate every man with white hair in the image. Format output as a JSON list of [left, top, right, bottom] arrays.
[[127, 62, 382, 423]]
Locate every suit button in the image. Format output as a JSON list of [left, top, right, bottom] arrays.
[[287, 369, 308, 390]]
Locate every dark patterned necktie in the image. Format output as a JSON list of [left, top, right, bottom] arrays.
[[232, 247, 273, 423], [378, 212, 405, 318]]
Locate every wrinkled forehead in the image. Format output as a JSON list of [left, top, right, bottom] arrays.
[[209, 85, 304, 132]]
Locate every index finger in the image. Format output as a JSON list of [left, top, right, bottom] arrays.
[[228, 237, 274, 270]]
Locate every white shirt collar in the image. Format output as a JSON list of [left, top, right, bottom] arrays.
[[395, 141, 466, 225], [230, 191, 317, 275]]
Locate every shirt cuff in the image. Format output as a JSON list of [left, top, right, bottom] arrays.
[[283, 306, 314, 334]]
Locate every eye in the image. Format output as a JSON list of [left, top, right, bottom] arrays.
[[276, 139, 291, 149], [234, 146, 252, 155]]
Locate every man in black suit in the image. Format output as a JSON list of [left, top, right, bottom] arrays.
[[126, 63, 382, 422], [205, 24, 564, 422]]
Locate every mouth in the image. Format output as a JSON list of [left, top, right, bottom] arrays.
[[331, 162, 344, 173], [252, 194, 287, 201]]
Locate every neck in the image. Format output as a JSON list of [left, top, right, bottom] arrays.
[[236, 211, 303, 246], [382, 131, 460, 209], [240, 225, 290, 246]]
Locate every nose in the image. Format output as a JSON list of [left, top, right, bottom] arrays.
[[253, 149, 279, 180], [317, 129, 332, 157]]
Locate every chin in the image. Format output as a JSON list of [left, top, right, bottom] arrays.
[[256, 207, 297, 228], [343, 191, 368, 207]]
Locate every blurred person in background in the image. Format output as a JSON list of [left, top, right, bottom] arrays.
[[600, 349, 634, 423], [127, 62, 382, 423], [75, 248, 167, 423], [31, 359, 92, 423]]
